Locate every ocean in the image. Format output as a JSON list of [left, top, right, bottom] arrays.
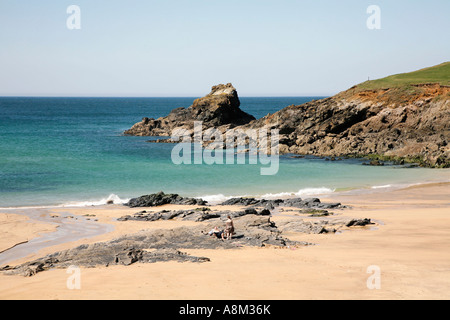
[[1, 96, 449, 208]]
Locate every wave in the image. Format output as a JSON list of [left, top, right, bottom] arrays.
[[371, 184, 393, 189], [0, 194, 130, 210], [197, 187, 335, 205], [196, 194, 237, 205], [59, 194, 130, 207], [261, 187, 335, 199]]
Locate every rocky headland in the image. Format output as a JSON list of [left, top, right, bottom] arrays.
[[241, 82, 449, 168], [124, 63, 450, 167]]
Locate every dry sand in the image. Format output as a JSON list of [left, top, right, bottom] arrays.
[[0, 182, 449, 300]]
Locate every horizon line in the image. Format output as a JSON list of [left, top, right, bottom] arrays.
[[0, 94, 333, 99]]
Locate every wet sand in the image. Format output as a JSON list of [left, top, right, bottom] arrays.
[[0, 212, 56, 255], [0, 208, 115, 267], [0, 182, 449, 300]]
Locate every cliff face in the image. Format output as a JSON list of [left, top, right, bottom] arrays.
[[242, 83, 450, 167], [124, 83, 255, 137]]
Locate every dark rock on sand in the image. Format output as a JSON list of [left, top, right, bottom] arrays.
[[221, 197, 262, 206], [277, 220, 332, 234], [117, 207, 272, 223], [297, 208, 333, 217], [118, 209, 221, 222], [345, 218, 374, 227], [125, 191, 207, 208], [220, 197, 341, 210], [3, 214, 307, 277], [5, 245, 211, 277], [277, 217, 375, 234]]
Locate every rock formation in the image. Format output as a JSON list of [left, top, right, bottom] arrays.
[[125, 191, 207, 208], [220, 197, 342, 210], [124, 83, 255, 137], [238, 83, 449, 167]]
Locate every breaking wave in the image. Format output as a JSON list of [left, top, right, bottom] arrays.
[[59, 194, 130, 207], [197, 187, 335, 205]]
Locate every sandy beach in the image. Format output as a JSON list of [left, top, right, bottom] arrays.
[[0, 182, 449, 300], [0, 213, 57, 255]]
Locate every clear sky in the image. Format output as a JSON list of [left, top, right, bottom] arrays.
[[0, 0, 449, 97]]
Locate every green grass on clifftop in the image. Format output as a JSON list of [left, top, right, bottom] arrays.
[[356, 62, 450, 91]]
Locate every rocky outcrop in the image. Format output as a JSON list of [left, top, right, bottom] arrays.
[[125, 191, 207, 208], [277, 217, 374, 234], [235, 83, 450, 167], [2, 213, 308, 277], [277, 220, 335, 234], [117, 207, 271, 222], [124, 83, 255, 137], [118, 208, 219, 222], [220, 197, 342, 210], [345, 218, 374, 227], [0, 245, 211, 277]]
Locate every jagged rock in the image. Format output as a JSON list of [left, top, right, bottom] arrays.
[[125, 191, 207, 208], [219, 197, 341, 210], [124, 83, 255, 137], [221, 197, 261, 206], [277, 220, 333, 234], [297, 209, 332, 217], [144, 249, 210, 263], [117, 207, 271, 223], [278, 217, 376, 234], [363, 160, 384, 166], [346, 218, 374, 227], [114, 248, 143, 266], [23, 263, 45, 277]]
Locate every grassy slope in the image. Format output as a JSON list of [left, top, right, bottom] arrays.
[[356, 61, 450, 91], [334, 62, 450, 167]]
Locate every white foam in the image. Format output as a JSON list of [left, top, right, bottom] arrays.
[[196, 194, 235, 205], [59, 194, 130, 208], [371, 184, 393, 189], [0, 204, 62, 210], [197, 187, 335, 205], [0, 194, 131, 212], [261, 187, 335, 199]]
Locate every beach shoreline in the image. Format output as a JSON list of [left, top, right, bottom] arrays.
[[0, 181, 449, 300]]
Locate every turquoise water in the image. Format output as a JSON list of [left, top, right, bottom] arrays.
[[1, 97, 449, 207]]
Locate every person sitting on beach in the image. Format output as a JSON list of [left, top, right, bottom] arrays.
[[207, 226, 224, 239], [224, 215, 235, 240]]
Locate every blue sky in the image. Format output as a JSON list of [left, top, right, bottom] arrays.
[[0, 0, 449, 96]]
